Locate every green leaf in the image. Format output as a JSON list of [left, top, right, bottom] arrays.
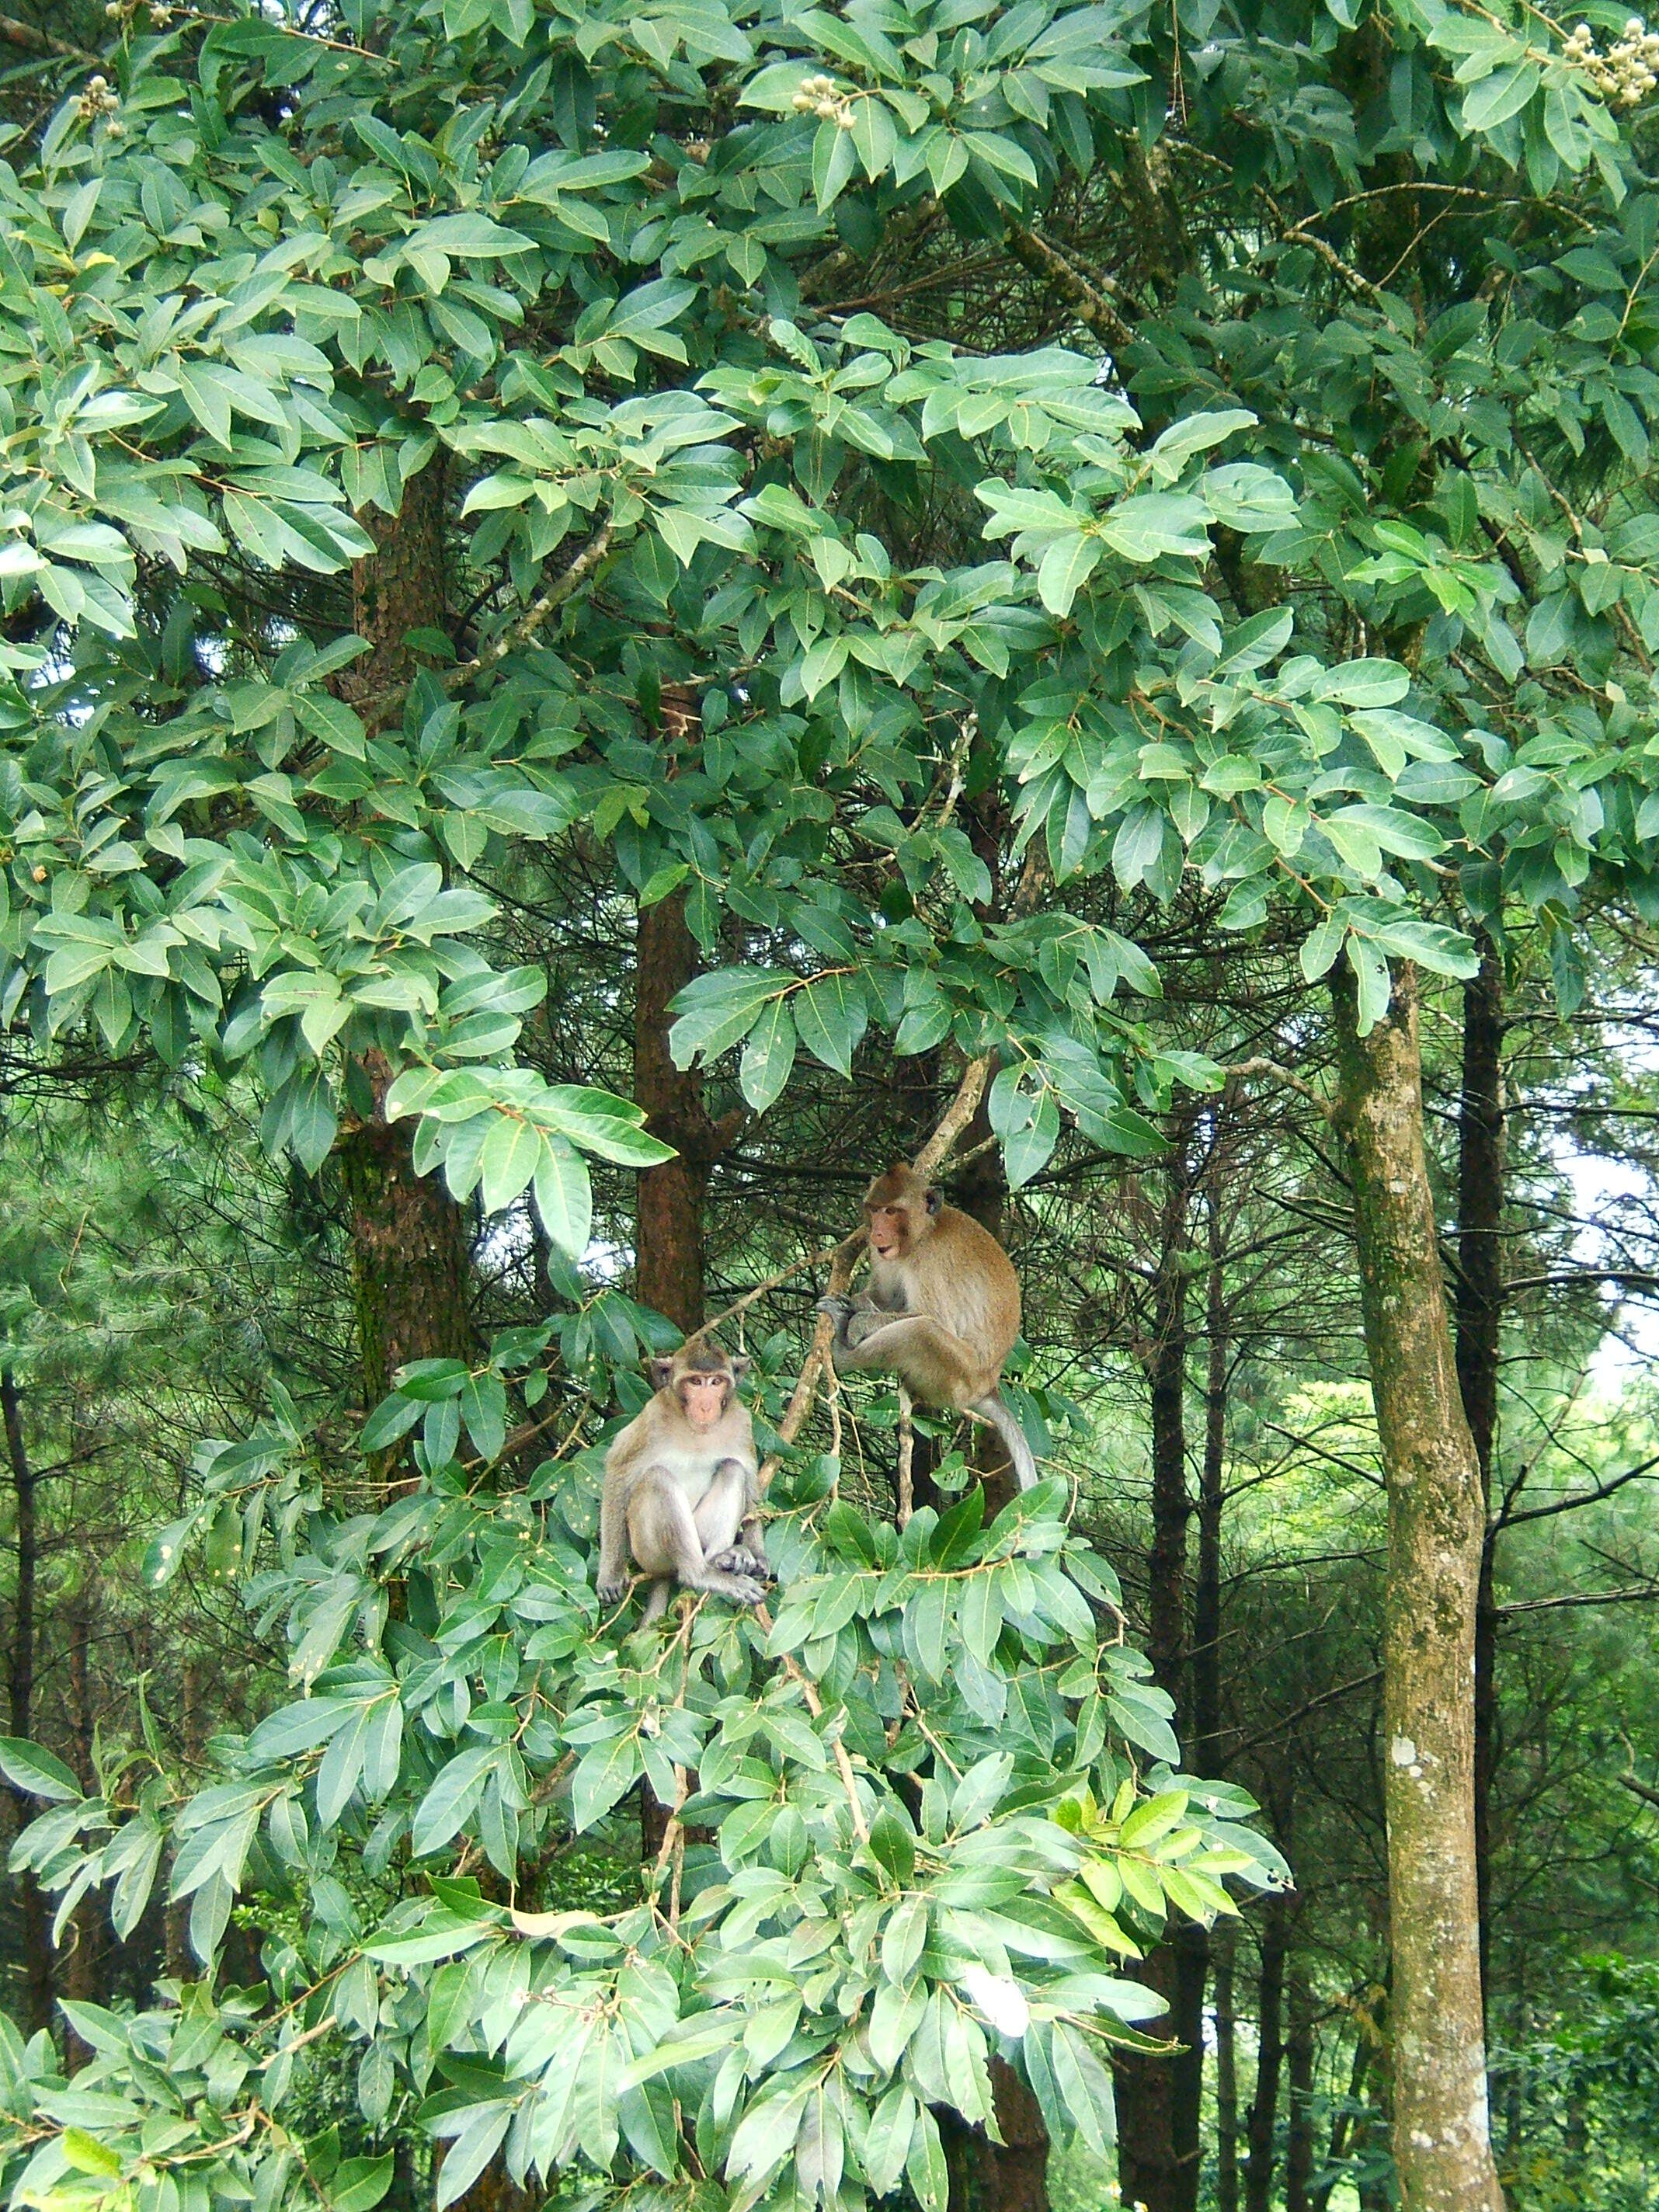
[[412, 1744, 502, 1857], [331, 2155, 394, 2212], [532, 1132, 593, 1255], [0, 1738, 82, 1803], [1037, 534, 1102, 616], [571, 1731, 642, 1831], [477, 1114, 541, 1212], [433, 2108, 513, 2210], [739, 998, 797, 1113], [794, 972, 868, 1078]]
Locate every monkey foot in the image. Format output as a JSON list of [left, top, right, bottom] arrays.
[[708, 1546, 771, 1580], [722, 1574, 768, 1607]]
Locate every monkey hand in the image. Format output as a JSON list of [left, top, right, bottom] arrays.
[[816, 1293, 851, 1327], [596, 1571, 630, 1605]]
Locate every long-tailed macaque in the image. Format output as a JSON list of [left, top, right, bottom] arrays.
[[818, 1162, 1038, 1490], [596, 1339, 770, 1619]]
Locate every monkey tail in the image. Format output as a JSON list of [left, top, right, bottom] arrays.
[[972, 1392, 1038, 1492]]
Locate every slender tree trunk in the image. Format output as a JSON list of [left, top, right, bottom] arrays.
[[2, 1369, 54, 2036], [337, 462, 475, 1407], [1212, 1916, 1240, 2212], [1115, 1144, 1201, 2212], [1455, 939, 1504, 2008], [632, 688, 745, 1336], [1285, 1972, 1316, 2212], [64, 1594, 98, 2068], [1330, 965, 1505, 2212], [1310, 2024, 1373, 2212], [634, 889, 713, 1334], [165, 1657, 203, 1981], [1192, 1167, 1227, 1778], [1242, 1897, 1288, 2212]]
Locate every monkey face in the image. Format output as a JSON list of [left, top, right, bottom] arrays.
[[678, 1371, 731, 1429], [863, 1163, 941, 1257]]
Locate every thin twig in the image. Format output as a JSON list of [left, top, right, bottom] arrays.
[[1226, 1056, 1335, 1122], [896, 1386, 914, 1530]]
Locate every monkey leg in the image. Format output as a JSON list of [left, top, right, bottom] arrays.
[[628, 1471, 767, 1609], [830, 1313, 988, 1407], [697, 1459, 773, 1581], [596, 1483, 633, 1605]]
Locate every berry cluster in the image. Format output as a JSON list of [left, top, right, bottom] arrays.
[[1565, 16, 1659, 108], [791, 72, 854, 126]]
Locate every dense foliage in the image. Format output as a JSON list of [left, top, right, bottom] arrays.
[[6, 0, 1659, 2200]]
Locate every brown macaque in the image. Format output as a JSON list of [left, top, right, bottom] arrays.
[[596, 1338, 770, 1620], [818, 1162, 1038, 1490]]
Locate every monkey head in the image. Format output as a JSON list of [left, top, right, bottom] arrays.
[[862, 1163, 942, 1259], [649, 1337, 750, 1431]]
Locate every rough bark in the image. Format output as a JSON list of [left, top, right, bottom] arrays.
[[344, 457, 449, 715], [1330, 965, 1505, 2212], [1115, 1145, 1202, 2212], [1212, 1916, 1240, 2212], [1455, 939, 1504, 2004], [940, 2063, 1049, 2212], [632, 688, 745, 1335], [634, 889, 715, 1334], [2, 1369, 54, 2036], [336, 462, 475, 1407], [1285, 1972, 1316, 2212], [339, 1052, 476, 1409], [64, 1594, 99, 2068], [1242, 1896, 1288, 2212], [1192, 1170, 1227, 1778]]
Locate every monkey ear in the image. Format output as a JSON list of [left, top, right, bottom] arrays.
[[649, 1356, 675, 1390], [730, 1354, 753, 1381], [924, 1186, 943, 1216]]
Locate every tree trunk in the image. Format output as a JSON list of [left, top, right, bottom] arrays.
[[1455, 938, 1504, 2007], [165, 1657, 203, 1981], [1115, 1145, 1201, 2212], [2, 1369, 54, 2037], [1242, 1896, 1287, 2212], [1310, 2022, 1373, 2212], [1284, 1972, 1316, 2212], [941, 2063, 1049, 2212], [64, 1593, 99, 2068], [339, 1052, 476, 1408], [634, 889, 714, 1334], [1212, 1915, 1240, 2212], [337, 461, 475, 1409], [1192, 1165, 1227, 1779], [1330, 964, 1505, 2212]]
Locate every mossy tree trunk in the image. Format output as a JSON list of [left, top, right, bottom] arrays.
[[1453, 938, 1505, 2006], [1330, 964, 1505, 2212]]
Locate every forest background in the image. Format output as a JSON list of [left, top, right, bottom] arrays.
[[2, 0, 1659, 2204]]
